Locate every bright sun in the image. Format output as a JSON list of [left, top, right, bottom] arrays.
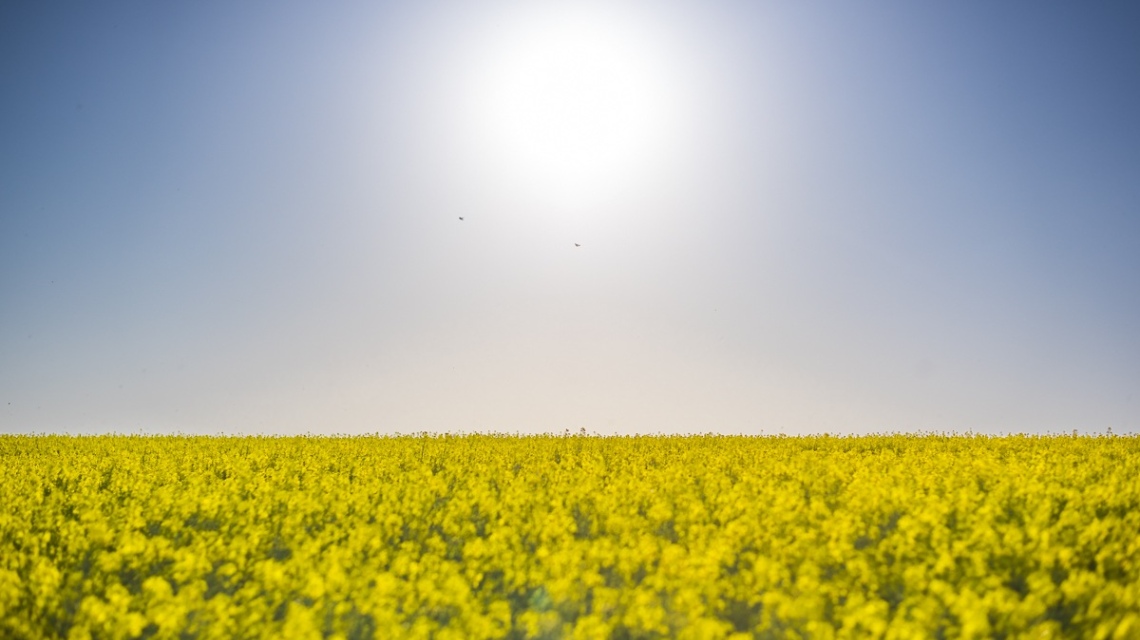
[[462, 4, 684, 208]]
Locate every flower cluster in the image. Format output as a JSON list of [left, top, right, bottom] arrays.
[[2, 433, 1137, 639]]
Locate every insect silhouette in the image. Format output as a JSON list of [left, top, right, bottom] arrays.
[[458, 217, 464, 221]]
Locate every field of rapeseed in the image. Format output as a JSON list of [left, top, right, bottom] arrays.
[[2, 434, 1138, 639]]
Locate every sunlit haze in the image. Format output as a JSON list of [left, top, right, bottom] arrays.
[[2, 1, 1138, 435]]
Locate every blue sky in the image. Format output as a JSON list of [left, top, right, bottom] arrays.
[[2, 1, 1137, 435]]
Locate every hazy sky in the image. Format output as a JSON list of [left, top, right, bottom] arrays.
[[2, 1, 1138, 435]]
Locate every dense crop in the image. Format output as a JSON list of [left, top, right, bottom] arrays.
[[2, 434, 1138, 639]]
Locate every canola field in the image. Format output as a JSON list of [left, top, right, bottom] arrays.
[[2, 434, 1139, 640]]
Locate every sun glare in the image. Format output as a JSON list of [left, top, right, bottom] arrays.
[[462, 5, 684, 208]]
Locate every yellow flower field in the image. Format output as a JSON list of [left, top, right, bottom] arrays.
[[2, 434, 1138, 639]]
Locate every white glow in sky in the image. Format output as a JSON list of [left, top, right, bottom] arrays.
[[460, 3, 688, 210], [1, 1, 1138, 435]]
